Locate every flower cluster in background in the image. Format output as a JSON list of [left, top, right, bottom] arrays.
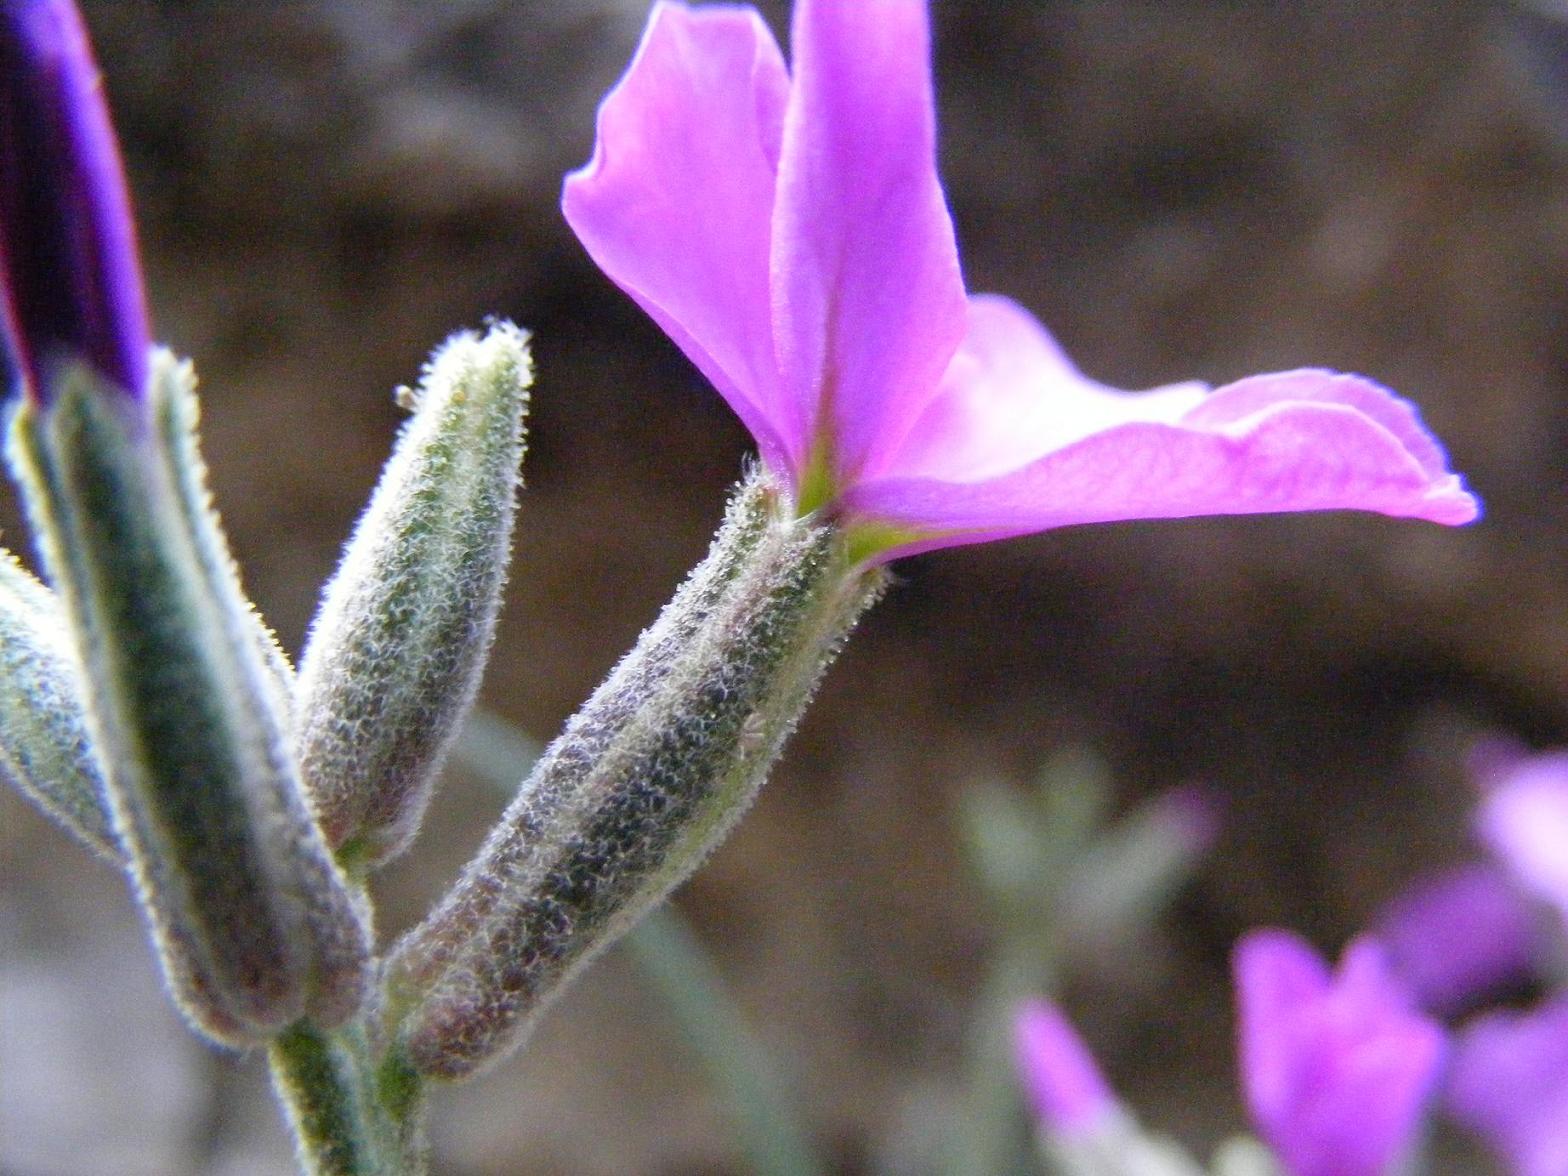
[[1013, 747, 1568, 1176]]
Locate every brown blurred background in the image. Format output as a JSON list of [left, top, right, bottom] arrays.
[[3, 1, 1566, 1172]]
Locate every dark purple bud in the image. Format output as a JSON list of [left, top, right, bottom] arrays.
[[0, 0, 149, 402]]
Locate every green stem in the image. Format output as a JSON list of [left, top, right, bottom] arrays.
[[268, 1020, 427, 1176], [949, 950, 1054, 1176]]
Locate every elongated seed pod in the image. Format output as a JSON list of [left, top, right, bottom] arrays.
[[0, 546, 115, 860], [151, 351, 296, 715], [7, 362, 371, 1045], [296, 323, 531, 870], [385, 471, 884, 1079]]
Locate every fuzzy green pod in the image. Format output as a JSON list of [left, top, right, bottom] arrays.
[[383, 471, 884, 1079], [0, 547, 115, 859], [6, 361, 370, 1045], [152, 351, 296, 713], [296, 322, 531, 871]]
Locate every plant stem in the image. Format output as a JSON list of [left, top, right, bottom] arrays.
[[268, 1019, 427, 1176], [949, 949, 1050, 1176]]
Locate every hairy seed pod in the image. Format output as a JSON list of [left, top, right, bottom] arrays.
[[297, 323, 531, 870], [7, 360, 371, 1045], [385, 471, 884, 1079], [0, 547, 115, 859]]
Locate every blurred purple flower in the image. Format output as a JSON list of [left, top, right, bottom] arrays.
[[1012, 997, 1118, 1140], [563, 0, 1477, 562], [1477, 750, 1568, 927], [1374, 863, 1539, 1016], [0, 0, 148, 402], [1234, 930, 1446, 1176], [1447, 995, 1568, 1176]]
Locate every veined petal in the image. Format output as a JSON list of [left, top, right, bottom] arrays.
[[890, 294, 1209, 482], [771, 0, 966, 481], [562, 1, 792, 467], [1182, 369, 1457, 485], [848, 365, 1479, 560]]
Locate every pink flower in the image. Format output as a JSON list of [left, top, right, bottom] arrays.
[[1476, 749, 1568, 928], [1234, 930, 1447, 1176], [563, 0, 1477, 562], [1373, 863, 1539, 1016], [1447, 995, 1568, 1176]]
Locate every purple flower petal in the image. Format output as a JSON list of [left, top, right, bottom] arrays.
[[1012, 997, 1119, 1140], [563, 3, 1477, 558], [770, 0, 967, 485], [1447, 996, 1568, 1176], [1374, 863, 1539, 1017], [0, 0, 149, 402], [847, 303, 1477, 558], [884, 294, 1211, 483], [1234, 930, 1447, 1176], [1181, 370, 1456, 483], [1477, 750, 1568, 927], [562, 1, 793, 468], [1237, 930, 1337, 1119]]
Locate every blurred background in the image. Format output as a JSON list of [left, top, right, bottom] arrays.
[[2, 0, 1566, 1172]]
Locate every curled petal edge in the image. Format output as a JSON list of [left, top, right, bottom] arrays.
[[844, 377, 1479, 562]]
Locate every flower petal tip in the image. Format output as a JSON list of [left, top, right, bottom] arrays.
[[0, 0, 150, 403], [1012, 998, 1117, 1139], [560, 0, 793, 467]]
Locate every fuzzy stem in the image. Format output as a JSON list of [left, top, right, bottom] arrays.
[[451, 711, 825, 1176], [268, 1020, 428, 1176]]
